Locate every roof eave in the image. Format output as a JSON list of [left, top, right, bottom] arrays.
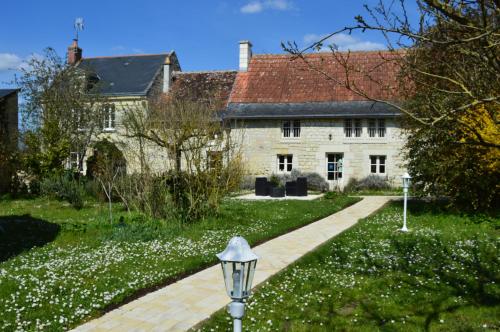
[[223, 113, 402, 120]]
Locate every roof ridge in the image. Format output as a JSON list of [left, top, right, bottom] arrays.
[[173, 70, 238, 75], [252, 50, 395, 57], [83, 52, 171, 60]]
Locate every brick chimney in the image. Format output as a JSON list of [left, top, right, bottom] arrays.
[[67, 39, 82, 65], [239, 40, 252, 71]]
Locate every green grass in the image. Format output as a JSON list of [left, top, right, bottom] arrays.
[[0, 194, 358, 331], [196, 200, 500, 332]]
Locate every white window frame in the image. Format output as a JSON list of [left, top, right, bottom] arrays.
[[68, 152, 81, 171], [103, 105, 116, 131], [282, 120, 300, 138], [277, 154, 293, 173], [370, 155, 386, 174], [368, 118, 386, 138], [327, 153, 343, 180]]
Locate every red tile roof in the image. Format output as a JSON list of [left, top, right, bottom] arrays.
[[229, 51, 401, 104]]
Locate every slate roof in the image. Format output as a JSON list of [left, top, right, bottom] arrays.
[[227, 51, 401, 118], [169, 71, 237, 108], [0, 89, 18, 99], [77, 53, 173, 96], [225, 101, 400, 119]]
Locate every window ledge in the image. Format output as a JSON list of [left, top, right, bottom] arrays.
[[343, 138, 387, 144], [280, 137, 301, 142]]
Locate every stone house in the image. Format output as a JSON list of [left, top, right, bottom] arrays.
[[67, 39, 236, 174], [0, 89, 19, 193], [225, 41, 406, 189], [68, 38, 406, 189]]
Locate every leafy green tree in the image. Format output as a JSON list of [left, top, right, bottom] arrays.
[[15, 48, 104, 178]]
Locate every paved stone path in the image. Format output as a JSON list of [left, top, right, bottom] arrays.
[[72, 196, 392, 332]]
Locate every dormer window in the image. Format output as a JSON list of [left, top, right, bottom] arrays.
[[103, 105, 116, 131], [282, 120, 300, 138]]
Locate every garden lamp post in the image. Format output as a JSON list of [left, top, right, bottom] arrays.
[[401, 172, 411, 232], [217, 236, 258, 332]]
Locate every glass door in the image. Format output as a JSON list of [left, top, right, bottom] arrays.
[[327, 153, 343, 181]]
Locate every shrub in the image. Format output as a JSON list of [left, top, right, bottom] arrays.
[[83, 179, 105, 201], [300, 171, 330, 192], [269, 174, 282, 187], [239, 175, 256, 190], [345, 175, 391, 192], [40, 174, 85, 209]]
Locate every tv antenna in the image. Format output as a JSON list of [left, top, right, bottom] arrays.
[[74, 17, 84, 40]]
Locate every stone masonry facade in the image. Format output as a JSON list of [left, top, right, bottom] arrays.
[[233, 117, 406, 189]]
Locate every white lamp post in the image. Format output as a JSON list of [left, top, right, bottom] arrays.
[[401, 172, 411, 232], [217, 236, 258, 332]]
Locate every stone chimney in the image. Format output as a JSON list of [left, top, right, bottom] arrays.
[[67, 39, 82, 65], [239, 40, 252, 71], [163, 55, 172, 93]]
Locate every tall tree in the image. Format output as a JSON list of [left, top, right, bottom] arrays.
[[122, 93, 244, 221], [15, 48, 105, 177]]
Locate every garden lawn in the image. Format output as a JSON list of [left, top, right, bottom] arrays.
[[0, 195, 358, 331], [196, 201, 500, 332]]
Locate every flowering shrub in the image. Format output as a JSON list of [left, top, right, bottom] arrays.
[[197, 202, 500, 331]]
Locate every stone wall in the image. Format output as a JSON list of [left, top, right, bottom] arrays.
[[83, 98, 173, 175], [231, 118, 407, 189], [85, 101, 407, 189]]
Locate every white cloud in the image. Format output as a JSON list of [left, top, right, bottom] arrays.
[[0, 53, 23, 72], [303, 33, 386, 51], [240, 0, 293, 14], [267, 0, 291, 10], [241, 1, 263, 13]]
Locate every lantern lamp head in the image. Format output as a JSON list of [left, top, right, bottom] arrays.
[[217, 236, 258, 300], [402, 172, 411, 188]]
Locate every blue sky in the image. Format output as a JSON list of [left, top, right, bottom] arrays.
[[0, 0, 417, 89]]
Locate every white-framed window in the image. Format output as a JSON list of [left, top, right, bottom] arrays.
[[277, 154, 293, 172], [368, 118, 386, 138], [370, 155, 386, 174], [354, 119, 362, 137], [327, 153, 343, 180], [282, 120, 300, 138], [103, 105, 116, 131], [344, 119, 352, 137], [68, 152, 81, 171]]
